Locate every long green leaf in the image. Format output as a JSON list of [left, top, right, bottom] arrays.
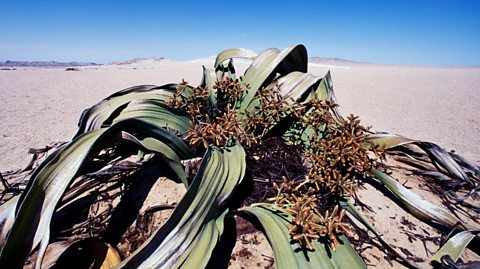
[[112, 99, 193, 135], [75, 84, 177, 137], [310, 71, 344, 123], [0, 197, 18, 250], [242, 203, 366, 269], [214, 48, 257, 68], [111, 100, 194, 161], [0, 118, 194, 268], [112, 101, 195, 184], [304, 71, 335, 103], [268, 71, 345, 140], [120, 132, 188, 186], [366, 133, 477, 184], [0, 129, 104, 269], [365, 133, 415, 149], [370, 169, 473, 230], [431, 229, 480, 263], [175, 210, 228, 268], [200, 66, 218, 105], [276, 71, 321, 102], [241, 45, 307, 111], [117, 142, 246, 268]]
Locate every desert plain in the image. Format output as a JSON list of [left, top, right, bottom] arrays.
[[0, 57, 479, 268]]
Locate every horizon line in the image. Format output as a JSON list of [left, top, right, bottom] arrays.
[[1, 56, 480, 69]]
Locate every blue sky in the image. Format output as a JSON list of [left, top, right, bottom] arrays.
[[0, 1, 479, 65]]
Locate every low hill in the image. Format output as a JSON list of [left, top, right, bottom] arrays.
[[0, 61, 101, 67], [308, 57, 370, 65], [109, 57, 165, 65]]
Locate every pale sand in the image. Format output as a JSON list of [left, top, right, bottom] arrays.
[[0, 59, 479, 267]]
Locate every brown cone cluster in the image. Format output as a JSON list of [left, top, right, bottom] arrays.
[[167, 77, 384, 250]]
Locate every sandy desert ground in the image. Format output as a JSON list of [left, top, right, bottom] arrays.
[[0, 58, 479, 268]]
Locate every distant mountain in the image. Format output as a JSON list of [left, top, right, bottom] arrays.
[[0, 61, 101, 67], [308, 57, 369, 65], [109, 57, 165, 65]]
